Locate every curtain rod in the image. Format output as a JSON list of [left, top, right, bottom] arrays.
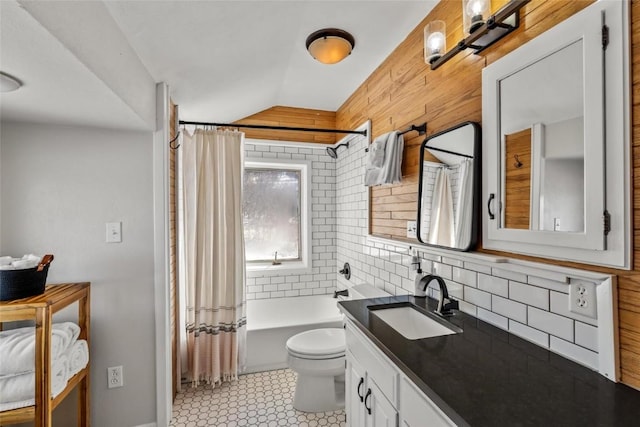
[[425, 145, 474, 159], [178, 120, 367, 136]]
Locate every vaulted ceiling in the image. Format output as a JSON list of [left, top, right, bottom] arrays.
[[0, 1, 437, 131]]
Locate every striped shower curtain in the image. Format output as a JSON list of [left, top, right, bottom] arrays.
[[181, 128, 247, 386]]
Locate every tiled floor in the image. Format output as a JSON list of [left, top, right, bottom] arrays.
[[170, 369, 347, 427]]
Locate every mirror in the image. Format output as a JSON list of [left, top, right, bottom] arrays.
[[417, 122, 481, 251], [482, 0, 630, 268], [499, 39, 586, 233]]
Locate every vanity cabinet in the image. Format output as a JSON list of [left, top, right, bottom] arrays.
[[345, 320, 456, 427], [399, 377, 455, 427]]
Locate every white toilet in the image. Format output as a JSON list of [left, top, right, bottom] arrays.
[[286, 284, 390, 412]]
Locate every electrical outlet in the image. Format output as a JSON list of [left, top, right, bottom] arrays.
[[568, 280, 597, 319], [406, 221, 417, 238], [107, 365, 124, 389]]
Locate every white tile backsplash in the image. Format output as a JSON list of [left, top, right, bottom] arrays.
[[478, 274, 508, 297], [477, 308, 509, 330], [491, 295, 527, 324], [575, 322, 599, 352], [508, 320, 550, 348], [453, 267, 477, 288], [550, 336, 599, 371], [509, 281, 549, 311], [464, 287, 491, 310], [528, 307, 574, 342], [549, 290, 598, 327]]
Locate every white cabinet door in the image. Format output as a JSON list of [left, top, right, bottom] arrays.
[[399, 377, 456, 427], [365, 380, 397, 427], [346, 352, 367, 427]]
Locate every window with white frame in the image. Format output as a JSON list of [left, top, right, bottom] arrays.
[[243, 159, 310, 269]]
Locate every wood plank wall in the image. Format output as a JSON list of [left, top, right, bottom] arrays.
[[334, 0, 640, 390], [504, 129, 532, 230], [234, 106, 337, 143], [169, 101, 178, 400]]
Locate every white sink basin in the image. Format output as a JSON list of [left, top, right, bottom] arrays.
[[370, 306, 460, 340]]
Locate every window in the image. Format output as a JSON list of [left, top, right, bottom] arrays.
[[243, 159, 311, 270]]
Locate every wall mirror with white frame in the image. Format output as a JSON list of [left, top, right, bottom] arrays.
[[417, 121, 481, 251], [482, 0, 631, 269]]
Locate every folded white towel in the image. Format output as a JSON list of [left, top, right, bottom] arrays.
[[0, 256, 14, 266], [365, 131, 404, 186], [0, 354, 68, 405], [0, 322, 81, 375], [64, 339, 89, 377]]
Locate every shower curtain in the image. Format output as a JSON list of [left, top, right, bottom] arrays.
[[454, 159, 474, 248], [428, 167, 455, 246], [181, 128, 246, 386]]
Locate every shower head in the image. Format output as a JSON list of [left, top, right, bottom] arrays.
[[326, 142, 349, 159]]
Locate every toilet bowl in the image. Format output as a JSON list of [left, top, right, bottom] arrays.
[[286, 328, 346, 412], [286, 284, 390, 412]]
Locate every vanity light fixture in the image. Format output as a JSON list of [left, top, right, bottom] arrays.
[[424, 21, 446, 64], [429, 0, 530, 70], [0, 72, 21, 93], [306, 28, 355, 65], [463, 0, 491, 35]]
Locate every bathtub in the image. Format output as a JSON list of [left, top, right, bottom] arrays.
[[245, 295, 343, 373]]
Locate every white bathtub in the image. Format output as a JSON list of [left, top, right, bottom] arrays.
[[245, 295, 343, 373]]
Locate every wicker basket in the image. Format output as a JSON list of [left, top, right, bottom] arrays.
[[0, 255, 53, 302]]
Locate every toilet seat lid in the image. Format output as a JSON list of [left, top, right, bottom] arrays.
[[286, 328, 346, 357]]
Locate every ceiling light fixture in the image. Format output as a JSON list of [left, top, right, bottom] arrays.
[[306, 28, 355, 65], [0, 72, 22, 93]]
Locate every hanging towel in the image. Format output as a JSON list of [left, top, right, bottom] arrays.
[[0, 354, 68, 407], [0, 322, 81, 375], [365, 131, 404, 186]]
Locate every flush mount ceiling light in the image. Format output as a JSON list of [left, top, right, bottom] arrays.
[[0, 72, 22, 93], [306, 28, 355, 65]]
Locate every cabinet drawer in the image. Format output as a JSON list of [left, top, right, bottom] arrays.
[[345, 322, 399, 405], [400, 377, 456, 427]]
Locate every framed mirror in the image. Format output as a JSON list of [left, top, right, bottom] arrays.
[[482, 0, 630, 268], [417, 122, 481, 251]]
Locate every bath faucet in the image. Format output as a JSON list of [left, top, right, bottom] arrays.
[[419, 274, 459, 317]]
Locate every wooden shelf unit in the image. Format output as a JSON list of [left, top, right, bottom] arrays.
[[0, 283, 90, 427]]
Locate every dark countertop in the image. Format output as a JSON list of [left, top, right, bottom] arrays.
[[339, 295, 640, 427]]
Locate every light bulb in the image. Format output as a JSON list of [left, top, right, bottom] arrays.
[[463, 0, 490, 34], [427, 32, 444, 52], [424, 21, 446, 65]]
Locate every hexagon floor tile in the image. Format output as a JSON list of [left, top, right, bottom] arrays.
[[170, 368, 346, 427]]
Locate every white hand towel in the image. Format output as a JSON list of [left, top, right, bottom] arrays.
[[64, 339, 89, 377], [0, 322, 80, 375], [365, 131, 404, 186], [0, 354, 68, 404], [368, 135, 387, 168]]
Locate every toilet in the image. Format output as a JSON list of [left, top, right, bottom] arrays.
[[286, 284, 390, 412]]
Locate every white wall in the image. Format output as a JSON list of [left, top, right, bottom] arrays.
[[0, 122, 157, 427]]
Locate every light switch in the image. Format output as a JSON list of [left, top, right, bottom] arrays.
[[106, 222, 122, 243]]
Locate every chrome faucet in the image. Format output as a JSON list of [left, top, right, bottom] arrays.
[[419, 274, 459, 317]]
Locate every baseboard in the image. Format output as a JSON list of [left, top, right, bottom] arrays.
[[133, 423, 157, 427]]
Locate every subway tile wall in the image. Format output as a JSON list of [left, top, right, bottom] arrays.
[[244, 141, 337, 300], [335, 133, 603, 371]]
